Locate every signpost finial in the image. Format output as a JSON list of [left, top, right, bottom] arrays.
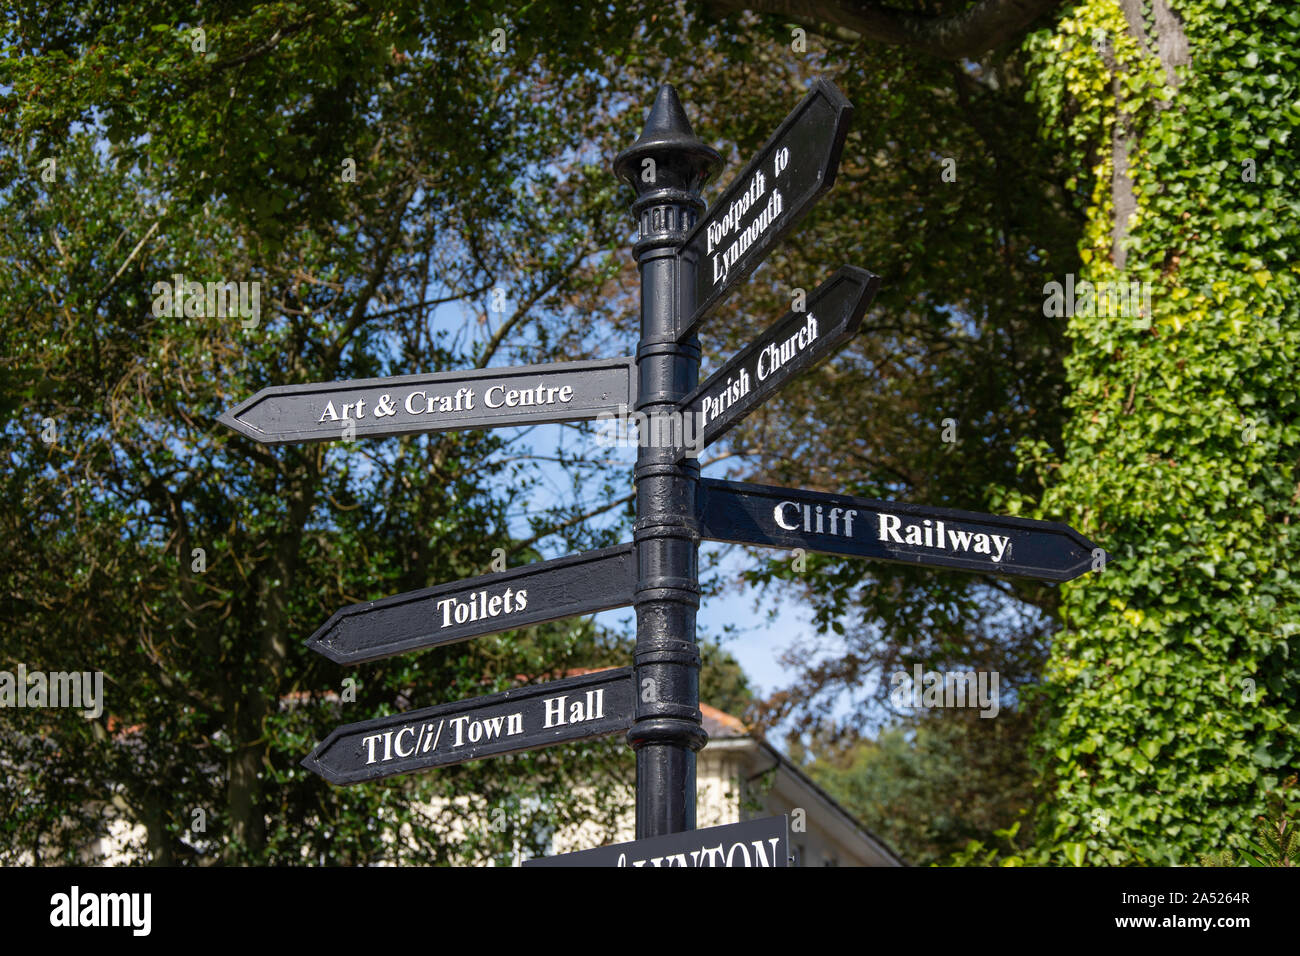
[[613, 83, 721, 194]]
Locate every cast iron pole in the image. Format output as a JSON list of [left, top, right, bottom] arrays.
[[613, 85, 721, 837]]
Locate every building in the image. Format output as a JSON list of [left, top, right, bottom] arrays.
[[542, 693, 902, 866], [34, 680, 903, 866]]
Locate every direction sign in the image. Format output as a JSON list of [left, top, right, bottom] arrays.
[[675, 78, 852, 340], [677, 265, 880, 455], [220, 356, 636, 445], [698, 479, 1108, 581], [302, 668, 635, 785], [307, 544, 636, 665], [523, 814, 790, 867]]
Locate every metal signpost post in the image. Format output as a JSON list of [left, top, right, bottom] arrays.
[[611, 85, 718, 841], [221, 76, 1106, 866]]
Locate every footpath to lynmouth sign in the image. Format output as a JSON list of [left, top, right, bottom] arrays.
[[303, 668, 634, 785], [306, 545, 636, 665], [220, 356, 636, 445], [678, 266, 880, 455], [523, 815, 790, 867], [698, 479, 1107, 582], [222, 76, 1108, 864], [675, 78, 852, 340]]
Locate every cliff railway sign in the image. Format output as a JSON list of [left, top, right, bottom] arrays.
[[697, 479, 1107, 582], [222, 76, 1107, 862]]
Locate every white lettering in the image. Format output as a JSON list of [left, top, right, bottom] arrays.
[[544, 695, 566, 728], [774, 501, 800, 531]]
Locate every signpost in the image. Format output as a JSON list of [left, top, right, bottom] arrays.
[[674, 78, 852, 340], [306, 544, 636, 665], [522, 814, 790, 868], [222, 75, 1109, 866], [303, 668, 634, 785], [220, 356, 636, 445], [698, 478, 1107, 582], [678, 266, 880, 454]]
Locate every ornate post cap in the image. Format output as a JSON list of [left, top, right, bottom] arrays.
[[613, 84, 722, 198]]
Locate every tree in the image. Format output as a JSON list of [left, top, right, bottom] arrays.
[[1019, 0, 1300, 865], [695, 0, 1300, 865], [0, 0, 664, 864], [5, 0, 1291, 868], [795, 709, 1036, 865]]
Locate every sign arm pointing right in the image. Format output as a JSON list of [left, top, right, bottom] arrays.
[[697, 478, 1109, 582]]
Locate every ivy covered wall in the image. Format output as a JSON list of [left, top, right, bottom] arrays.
[[1020, 0, 1299, 864]]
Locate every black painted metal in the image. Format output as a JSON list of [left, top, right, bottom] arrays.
[[306, 544, 636, 664], [698, 478, 1110, 581], [675, 78, 853, 341], [220, 355, 637, 445], [303, 667, 635, 785], [614, 85, 721, 838], [677, 265, 881, 456], [522, 814, 790, 867]]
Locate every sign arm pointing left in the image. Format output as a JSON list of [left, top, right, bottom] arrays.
[[307, 544, 637, 664], [220, 356, 637, 445]]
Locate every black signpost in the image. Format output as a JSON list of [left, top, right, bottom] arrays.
[[222, 75, 1108, 867], [303, 668, 635, 785], [522, 814, 790, 868], [305, 545, 636, 665], [678, 265, 880, 455], [674, 78, 852, 340]]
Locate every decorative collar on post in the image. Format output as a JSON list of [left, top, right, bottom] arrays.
[[613, 85, 722, 252]]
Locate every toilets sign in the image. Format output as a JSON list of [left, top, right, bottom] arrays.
[[306, 545, 637, 665]]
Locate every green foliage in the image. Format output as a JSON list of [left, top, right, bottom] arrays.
[[1022, 0, 1300, 864], [699, 640, 755, 718], [943, 822, 1029, 867], [801, 710, 1035, 866], [5, 0, 1294, 870], [0, 0, 693, 865], [1198, 778, 1298, 866]]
